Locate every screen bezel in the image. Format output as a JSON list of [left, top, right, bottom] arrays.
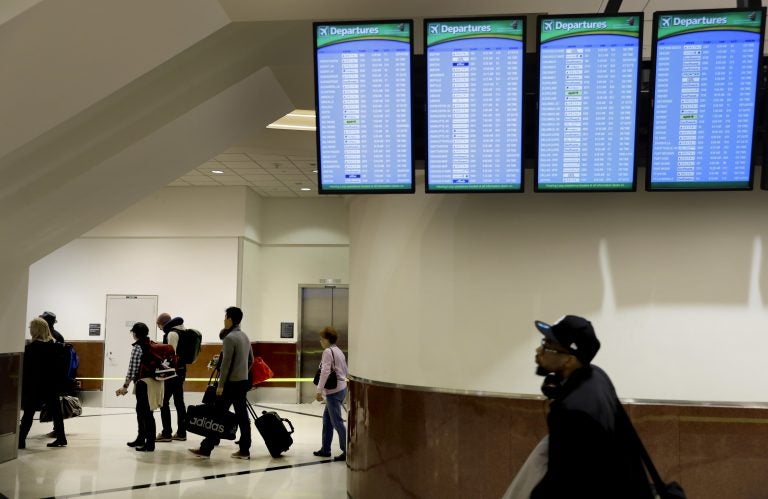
[[313, 19, 416, 195], [534, 12, 643, 193], [646, 7, 766, 192], [423, 15, 527, 194]]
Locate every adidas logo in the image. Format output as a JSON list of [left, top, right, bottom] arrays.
[[188, 417, 227, 433]]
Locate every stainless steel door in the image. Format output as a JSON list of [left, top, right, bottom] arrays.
[[298, 286, 348, 403]]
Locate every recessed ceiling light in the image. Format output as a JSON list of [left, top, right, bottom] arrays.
[[211, 170, 224, 174], [300, 187, 311, 191], [267, 109, 316, 131]]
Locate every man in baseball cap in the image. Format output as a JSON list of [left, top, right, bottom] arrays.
[[535, 315, 600, 371], [527, 315, 653, 499], [39, 311, 64, 343]]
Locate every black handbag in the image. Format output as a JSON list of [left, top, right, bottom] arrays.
[[202, 382, 218, 405], [618, 404, 687, 499], [185, 403, 238, 440], [312, 347, 338, 389], [40, 396, 82, 422], [202, 369, 219, 405]]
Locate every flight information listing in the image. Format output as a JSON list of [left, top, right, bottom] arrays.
[[426, 19, 524, 192], [315, 22, 413, 192], [538, 16, 640, 191], [650, 10, 764, 189]]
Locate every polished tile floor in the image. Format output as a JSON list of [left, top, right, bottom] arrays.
[[0, 403, 348, 498]]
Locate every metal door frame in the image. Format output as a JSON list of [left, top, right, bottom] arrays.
[[296, 284, 349, 403]]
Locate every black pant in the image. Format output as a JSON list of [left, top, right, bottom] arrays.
[[160, 367, 186, 437], [135, 380, 156, 447], [19, 395, 65, 444], [200, 380, 251, 454]]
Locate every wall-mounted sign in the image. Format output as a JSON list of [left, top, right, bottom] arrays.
[[89, 323, 101, 336], [280, 322, 295, 339]]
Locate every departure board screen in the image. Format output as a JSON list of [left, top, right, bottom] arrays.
[[537, 14, 642, 191], [425, 18, 525, 192], [649, 9, 765, 190], [314, 21, 414, 193]]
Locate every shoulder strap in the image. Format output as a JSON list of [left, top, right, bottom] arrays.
[[616, 401, 667, 493]]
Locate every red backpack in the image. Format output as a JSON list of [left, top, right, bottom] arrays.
[[139, 341, 178, 381]]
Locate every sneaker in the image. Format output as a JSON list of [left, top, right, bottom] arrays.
[[188, 448, 210, 459], [231, 450, 250, 460], [172, 433, 187, 441], [156, 433, 172, 442], [313, 450, 331, 458]]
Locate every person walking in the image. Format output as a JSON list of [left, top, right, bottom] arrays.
[[18, 318, 67, 449], [189, 307, 253, 459], [155, 313, 187, 442], [39, 311, 68, 438], [115, 322, 162, 452], [313, 326, 348, 462], [528, 315, 653, 499]]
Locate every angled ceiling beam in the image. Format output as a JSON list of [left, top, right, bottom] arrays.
[[604, 0, 622, 14]]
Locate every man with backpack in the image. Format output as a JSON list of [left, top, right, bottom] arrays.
[[155, 313, 201, 442]]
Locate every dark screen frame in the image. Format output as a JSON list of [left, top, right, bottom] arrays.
[[534, 12, 643, 193], [647, 7, 767, 192], [423, 15, 527, 194], [313, 19, 416, 195]]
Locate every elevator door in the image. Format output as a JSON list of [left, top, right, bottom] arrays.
[[299, 286, 348, 403]]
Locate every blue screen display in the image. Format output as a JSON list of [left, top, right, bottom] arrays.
[[425, 19, 524, 192], [537, 16, 641, 191], [650, 10, 763, 190], [315, 23, 413, 192]]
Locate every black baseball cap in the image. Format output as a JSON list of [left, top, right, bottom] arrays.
[[130, 322, 149, 337], [40, 311, 57, 324], [535, 315, 600, 365]]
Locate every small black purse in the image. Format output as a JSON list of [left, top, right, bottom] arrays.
[[313, 348, 338, 389], [202, 369, 219, 405]]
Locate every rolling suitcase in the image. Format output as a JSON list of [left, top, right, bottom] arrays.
[[247, 401, 294, 457]]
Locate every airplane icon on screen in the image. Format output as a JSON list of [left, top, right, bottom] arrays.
[[544, 20, 553, 31], [430, 25, 439, 34], [661, 17, 671, 27], [319, 26, 328, 36]]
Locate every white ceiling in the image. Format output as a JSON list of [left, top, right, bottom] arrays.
[[172, 0, 766, 197], [173, 150, 320, 198]]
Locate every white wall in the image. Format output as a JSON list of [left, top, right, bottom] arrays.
[[253, 246, 349, 339], [349, 170, 768, 403], [27, 237, 239, 343], [242, 197, 350, 340], [27, 187, 248, 342], [28, 187, 350, 344]]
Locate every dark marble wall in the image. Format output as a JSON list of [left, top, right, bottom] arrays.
[[0, 353, 21, 436], [348, 379, 768, 499], [71, 341, 296, 393]]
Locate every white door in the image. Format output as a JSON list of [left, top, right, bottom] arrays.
[[103, 295, 158, 408]]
